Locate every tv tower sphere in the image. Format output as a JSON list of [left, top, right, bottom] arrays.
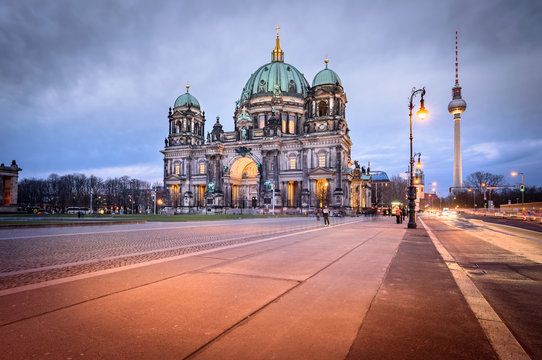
[[448, 95, 467, 115]]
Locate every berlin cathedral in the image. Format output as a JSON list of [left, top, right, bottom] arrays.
[[161, 30, 371, 213]]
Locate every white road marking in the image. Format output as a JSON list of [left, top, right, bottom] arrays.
[[420, 218, 531, 360], [0, 221, 260, 240]]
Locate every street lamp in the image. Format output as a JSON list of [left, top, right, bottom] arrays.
[[408, 87, 428, 229], [511, 171, 524, 204], [415, 153, 422, 170]]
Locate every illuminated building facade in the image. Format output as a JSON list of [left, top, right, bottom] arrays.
[[161, 31, 356, 213], [0, 160, 22, 213]]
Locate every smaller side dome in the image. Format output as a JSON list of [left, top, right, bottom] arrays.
[[312, 59, 342, 87], [174, 85, 200, 109]]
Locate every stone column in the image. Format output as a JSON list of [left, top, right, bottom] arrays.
[[335, 146, 343, 192], [204, 156, 210, 188], [260, 150, 267, 196], [186, 157, 192, 193], [215, 156, 222, 193], [273, 151, 279, 191]]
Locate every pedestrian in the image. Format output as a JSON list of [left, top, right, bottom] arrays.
[[396, 208, 403, 224], [316, 208, 321, 221], [322, 206, 330, 226]]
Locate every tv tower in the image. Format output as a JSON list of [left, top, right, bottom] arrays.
[[448, 31, 467, 190]]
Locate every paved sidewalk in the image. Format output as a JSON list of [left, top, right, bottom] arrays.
[[0, 218, 499, 359]]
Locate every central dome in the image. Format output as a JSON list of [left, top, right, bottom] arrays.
[[240, 61, 309, 101], [240, 32, 309, 102]]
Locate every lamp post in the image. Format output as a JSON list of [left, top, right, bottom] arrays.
[[271, 183, 275, 215], [407, 87, 428, 229], [468, 188, 476, 209], [152, 187, 157, 215], [511, 171, 524, 204], [482, 183, 487, 209], [431, 182, 437, 211]]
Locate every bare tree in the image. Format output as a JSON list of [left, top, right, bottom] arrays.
[[381, 175, 408, 207], [465, 171, 504, 194]]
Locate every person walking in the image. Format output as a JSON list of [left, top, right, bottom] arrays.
[[316, 208, 321, 222], [322, 206, 330, 226], [396, 208, 403, 224]]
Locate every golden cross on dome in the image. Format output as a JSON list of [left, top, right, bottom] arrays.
[[275, 26, 280, 37]]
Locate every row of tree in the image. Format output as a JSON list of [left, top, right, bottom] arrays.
[[378, 171, 542, 209], [445, 171, 542, 208], [18, 173, 163, 213]]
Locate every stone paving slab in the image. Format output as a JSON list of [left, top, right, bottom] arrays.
[[347, 227, 498, 360], [191, 226, 404, 360]]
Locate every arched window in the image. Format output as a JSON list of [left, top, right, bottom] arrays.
[[258, 80, 266, 93], [288, 80, 297, 93], [318, 101, 327, 117], [174, 162, 180, 175], [288, 115, 296, 134]]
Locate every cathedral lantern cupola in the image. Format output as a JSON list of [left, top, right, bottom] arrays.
[[167, 84, 206, 147], [271, 26, 284, 62]]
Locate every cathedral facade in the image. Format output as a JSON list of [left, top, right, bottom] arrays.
[[161, 32, 369, 213]]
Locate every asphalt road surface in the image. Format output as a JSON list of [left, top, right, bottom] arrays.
[[423, 214, 542, 359]]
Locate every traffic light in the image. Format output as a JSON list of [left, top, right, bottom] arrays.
[[520, 185, 524, 192]]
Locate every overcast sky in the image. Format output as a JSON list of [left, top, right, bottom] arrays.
[[1, 0, 541, 194]]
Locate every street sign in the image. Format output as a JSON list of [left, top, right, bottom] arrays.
[[487, 187, 499, 190]]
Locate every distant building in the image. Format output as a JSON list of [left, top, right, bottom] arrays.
[[0, 160, 22, 213], [413, 166, 425, 211], [370, 170, 390, 207], [401, 166, 424, 211], [351, 162, 372, 211], [160, 31, 364, 213]]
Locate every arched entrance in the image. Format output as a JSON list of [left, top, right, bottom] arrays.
[[316, 179, 329, 208], [229, 157, 259, 208]]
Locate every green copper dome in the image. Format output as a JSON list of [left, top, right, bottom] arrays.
[[312, 61, 342, 87], [174, 86, 200, 109], [240, 61, 309, 101]]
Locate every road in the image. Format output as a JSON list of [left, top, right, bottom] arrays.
[[422, 214, 542, 360]]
